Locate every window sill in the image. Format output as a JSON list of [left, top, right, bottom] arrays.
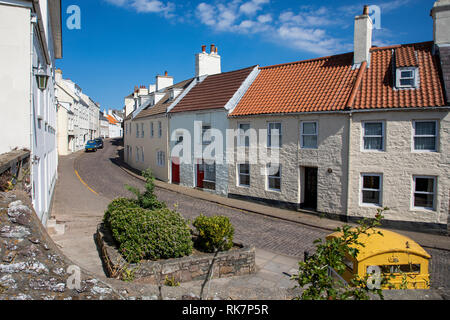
[[411, 207, 436, 213], [360, 203, 382, 208]]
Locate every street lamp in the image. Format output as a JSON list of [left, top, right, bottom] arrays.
[[35, 68, 49, 91]]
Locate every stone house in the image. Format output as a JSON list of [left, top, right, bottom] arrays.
[[228, 4, 450, 233], [0, 0, 62, 224]]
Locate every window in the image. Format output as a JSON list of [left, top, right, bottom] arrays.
[[397, 68, 417, 88], [135, 124, 139, 138], [413, 121, 437, 152], [238, 163, 250, 187], [204, 162, 216, 182], [140, 147, 145, 162], [238, 123, 250, 147], [267, 163, 281, 191], [175, 131, 183, 145], [158, 121, 162, 138], [157, 151, 165, 167], [361, 174, 382, 206], [268, 122, 282, 148], [301, 121, 318, 149], [363, 122, 384, 151], [135, 146, 139, 162], [202, 125, 212, 145], [151, 122, 154, 138], [140, 123, 144, 138], [413, 176, 436, 210]]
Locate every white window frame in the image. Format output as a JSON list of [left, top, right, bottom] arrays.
[[266, 163, 281, 192], [140, 147, 145, 162], [203, 161, 216, 183], [362, 121, 385, 152], [151, 122, 154, 138], [412, 120, 438, 152], [300, 121, 318, 149], [202, 124, 212, 145], [157, 151, 165, 167], [396, 67, 418, 89], [267, 122, 282, 148], [360, 173, 383, 207], [238, 123, 250, 148], [135, 146, 139, 162], [237, 163, 250, 187], [412, 176, 437, 211]]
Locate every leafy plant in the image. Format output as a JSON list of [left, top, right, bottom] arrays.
[[125, 169, 165, 210], [293, 208, 392, 300], [193, 215, 234, 253], [103, 198, 140, 228], [108, 207, 193, 263], [164, 276, 180, 287]]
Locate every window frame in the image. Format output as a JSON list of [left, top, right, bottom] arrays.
[[267, 122, 282, 148], [266, 163, 281, 192], [150, 122, 154, 138], [360, 173, 383, 207], [238, 123, 251, 148], [158, 121, 162, 138], [412, 175, 437, 211], [362, 121, 385, 152], [202, 124, 212, 145], [396, 67, 418, 89], [412, 120, 438, 152], [157, 151, 165, 167], [140, 123, 144, 138], [237, 163, 250, 187], [300, 121, 319, 149]]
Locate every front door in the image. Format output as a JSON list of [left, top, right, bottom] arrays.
[[172, 158, 180, 184], [303, 167, 318, 210], [196, 161, 204, 188]]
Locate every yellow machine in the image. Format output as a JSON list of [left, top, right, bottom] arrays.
[[326, 229, 431, 290]]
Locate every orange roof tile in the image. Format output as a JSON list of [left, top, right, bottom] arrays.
[[230, 41, 446, 117], [105, 115, 118, 124]]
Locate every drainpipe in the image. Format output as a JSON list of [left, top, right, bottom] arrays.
[[30, 11, 37, 208], [346, 112, 353, 223]]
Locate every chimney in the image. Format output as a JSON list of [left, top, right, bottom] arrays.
[[353, 5, 373, 66], [156, 72, 174, 91], [195, 44, 222, 77], [55, 68, 63, 82], [431, 0, 450, 46]]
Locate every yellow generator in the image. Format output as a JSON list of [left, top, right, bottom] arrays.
[[326, 229, 431, 290]]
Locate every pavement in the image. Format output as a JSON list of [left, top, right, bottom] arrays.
[[48, 139, 450, 299]]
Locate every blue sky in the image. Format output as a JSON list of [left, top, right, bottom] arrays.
[[56, 0, 436, 111]]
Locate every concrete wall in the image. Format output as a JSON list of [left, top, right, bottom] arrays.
[[169, 110, 229, 196], [348, 110, 450, 231], [227, 114, 349, 215], [124, 115, 169, 182]]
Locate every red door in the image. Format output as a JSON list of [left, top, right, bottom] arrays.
[[196, 162, 204, 188], [172, 158, 180, 184]]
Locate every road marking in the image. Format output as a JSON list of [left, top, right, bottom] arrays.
[[74, 169, 99, 196]]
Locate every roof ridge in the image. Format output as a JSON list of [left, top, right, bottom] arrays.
[[261, 52, 354, 70], [370, 40, 433, 52]]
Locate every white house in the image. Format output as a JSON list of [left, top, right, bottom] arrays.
[[0, 0, 62, 224]]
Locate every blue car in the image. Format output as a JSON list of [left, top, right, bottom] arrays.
[[85, 140, 98, 152]]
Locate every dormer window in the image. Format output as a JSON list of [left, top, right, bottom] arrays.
[[396, 67, 418, 88]]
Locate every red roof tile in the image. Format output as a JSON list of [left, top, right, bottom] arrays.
[[169, 66, 256, 113], [230, 41, 446, 117]]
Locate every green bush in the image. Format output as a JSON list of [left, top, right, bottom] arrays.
[[108, 207, 193, 263], [193, 215, 234, 253], [125, 169, 166, 210], [103, 198, 140, 227]]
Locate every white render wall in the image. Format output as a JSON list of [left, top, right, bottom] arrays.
[[348, 110, 450, 227], [227, 114, 349, 214], [169, 109, 229, 196]]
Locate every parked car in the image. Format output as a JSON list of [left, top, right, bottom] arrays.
[[85, 140, 98, 152], [94, 138, 104, 149]]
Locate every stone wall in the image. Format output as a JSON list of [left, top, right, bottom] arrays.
[[0, 191, 124, 300], [96, 224, 256, 285]]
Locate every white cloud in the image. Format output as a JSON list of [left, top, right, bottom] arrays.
[[104, 0, 175, 17], [239, 0, 270, 16]]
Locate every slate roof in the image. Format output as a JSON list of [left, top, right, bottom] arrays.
[[169, 66, 256, 114], [133, 79, 194, 120], [230, 41, 446, 117]]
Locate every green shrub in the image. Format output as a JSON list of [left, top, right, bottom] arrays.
[[125, 169, 166, 210], [193, 215, 234, 253], [108, 207, 193, 263], [103, 198, 139, 227]]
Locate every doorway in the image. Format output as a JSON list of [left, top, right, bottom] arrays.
[[301, 167, 318, 210]]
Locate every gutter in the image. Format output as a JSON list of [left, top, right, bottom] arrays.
[[31, 0, 51, 65]]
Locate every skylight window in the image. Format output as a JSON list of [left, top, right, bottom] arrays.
[[396, 67, 418, 89]]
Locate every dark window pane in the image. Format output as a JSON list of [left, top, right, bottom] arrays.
[[363, 176, 380, 189], [364, 137, 383, 150], [414, 137, 436, 150], [362, 190, 380, 204], [239, 174, 250, 186], [239, 164, 250, 175], [269, 177, 281, 190], [303, 135, 317, 148], [414, 193, 434, 208], [400, 78, 414, 86], [364, 123, 382, 136], [415, 122, 436, 135], [415, 178, 434, 193], [400, 70, 413, 78]]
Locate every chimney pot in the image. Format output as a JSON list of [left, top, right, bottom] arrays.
[[202, 45, 206, 53], [210, 44, 215, 54], [165, 71, 168, 76], [363, 5, 369, 15]]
